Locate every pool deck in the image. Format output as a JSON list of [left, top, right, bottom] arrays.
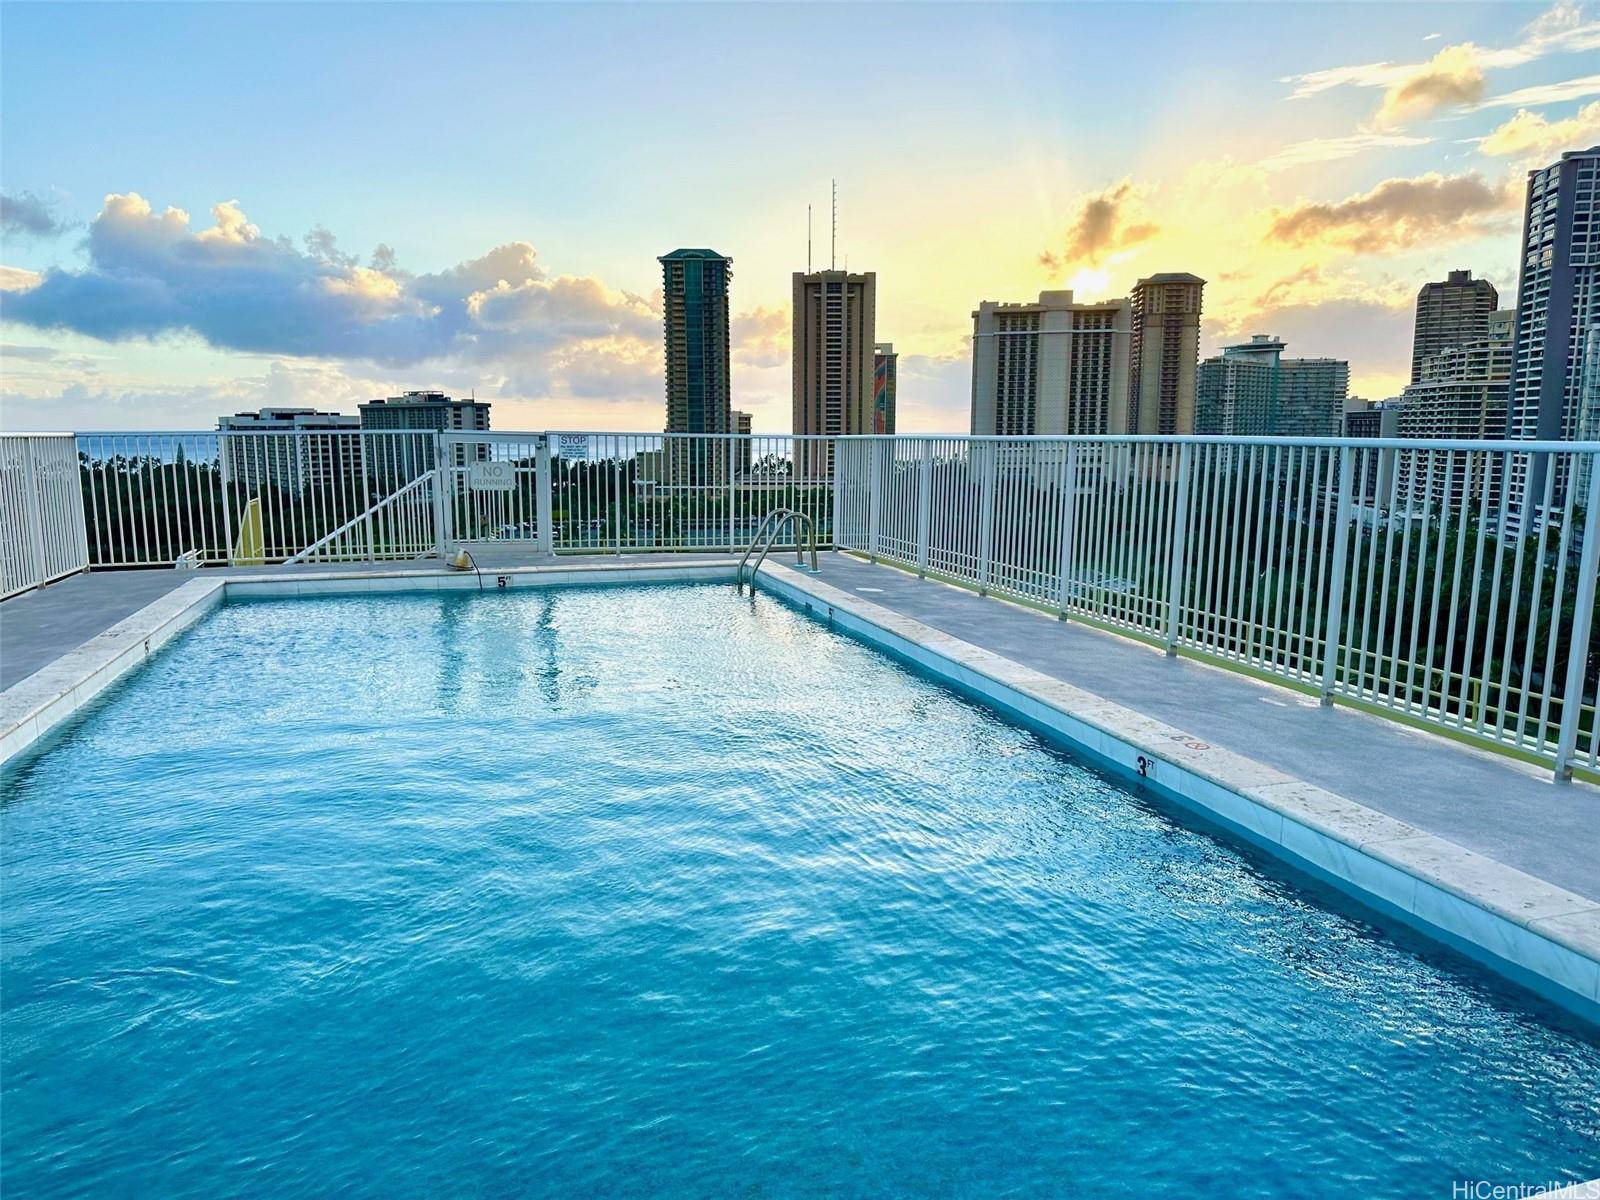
[[4, 552, 1598, 1020]]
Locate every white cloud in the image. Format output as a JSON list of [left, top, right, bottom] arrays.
[[1282, 2, 1600, 121], [1470, 73, 1600, 111], [0, 265, 42, 292], [1260, 132, 1432, 171], [1266, 171, 1517, 253], [1374, 44, 1488, 127], [2, 192, 668, 411], [1478, 100, 1600, 159]]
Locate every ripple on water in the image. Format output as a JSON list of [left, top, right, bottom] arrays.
[[3, 584, 1598, 1199]]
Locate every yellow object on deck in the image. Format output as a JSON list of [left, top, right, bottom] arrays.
[[232, 498, 265, 566]]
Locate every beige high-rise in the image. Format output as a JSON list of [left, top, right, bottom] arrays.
[[969, 290, 1132, 435], [792, 270, 876, 437], [1129, 273, 1204, 434]]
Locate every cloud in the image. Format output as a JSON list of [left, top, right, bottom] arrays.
[[1283, 2, 1600, 118], [0, 265, 43, 291], [1266, 171, 1516, 253], [0, 191, 70, 240], [1374, 44, 1487, 126], [1478, 101, 1600, 158], [1471, 74, 1600, 111], [0, 342, 100, 370], [1260, 132, 1432, 171], [1, 193, 665, 403], [731, 306, 788, 368], [1039, 180, 1159, 271], [897, 352, 970, 433]]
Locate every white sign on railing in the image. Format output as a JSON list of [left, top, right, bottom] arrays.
[[555, 434, 589, 459], [469, 461, 517, 492]]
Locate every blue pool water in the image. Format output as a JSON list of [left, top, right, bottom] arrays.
[[3, 584, 1597, 1197]]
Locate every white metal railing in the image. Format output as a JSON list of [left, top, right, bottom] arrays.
[[23, 427, 1600, 778], [68, 430, 841, 567], [835, 434, 1600, 780], [75, 430, 440, 567], [1, 434, 89, 598], [437, 431, 838, 555]]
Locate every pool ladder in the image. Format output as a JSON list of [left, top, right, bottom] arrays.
[[736, 508, 820, 594]]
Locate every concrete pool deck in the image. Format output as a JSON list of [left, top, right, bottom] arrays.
[[3, 551, 1598, 1021]]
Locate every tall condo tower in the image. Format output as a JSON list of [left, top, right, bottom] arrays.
[[969, 290, 1132, 435], [1129, 273, 1205, 434], [1506, 145, 1600, 520], [1410, 269, 1498, 384], [659, 249, 733, 435], [791, 269, 877, 437]]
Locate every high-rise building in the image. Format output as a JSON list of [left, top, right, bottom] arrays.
[[791, 270, 876, 440], [1342, 398, 1397, 441], [1577, 325, 1600, 506], [660, 249, 733, 435], [359, 390, 490, 475], [1410, 269, 1499, 384], [358, 390, 490, 434], [1195, 336, 1348, 437], [1393, 311, 1515, 511], [1398, 310, 1514, 440], [218, 407, 360, 493], [1129, 273, 1204, 434], [969, 290, 1132, 435], [872, 343, 898, 435], [1506, 145, 1600, 521], [1344, 398, 1400, 506], [731, 409, 753, 477]]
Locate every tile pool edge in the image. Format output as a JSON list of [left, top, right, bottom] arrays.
[[0, 560, 737, 765], [756, 560, 1600, 1026], [0, 576, 227, 765], [222, 559, 736, 598]]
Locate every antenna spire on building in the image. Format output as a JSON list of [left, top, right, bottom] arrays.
[[807, 204, 812, 274], [830, 179, 837, 271]]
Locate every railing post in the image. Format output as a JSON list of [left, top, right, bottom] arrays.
[[431, 432, 449, 560], [915, 440, 933, 577], [828, 438, 841, 552], [67, 436, 90, 575], [1318, 447, 1357, 706], [1554, 451, 1600, 781], [218, 433, 235, 565], [1055, 443, 1080, 619], [868, 439, 884, 562], [1163, 443, 1194, 656], [21, 438, 47, 586], [976, 441, 996, 596], [536, 435, 554, 556], [726, 436, 736, 553]]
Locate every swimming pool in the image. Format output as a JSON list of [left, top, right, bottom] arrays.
[[3, 583, 1597, 1196]]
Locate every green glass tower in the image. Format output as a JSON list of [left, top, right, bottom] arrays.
[[659, 249, 732, 435]]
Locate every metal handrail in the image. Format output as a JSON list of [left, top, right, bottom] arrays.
[[737, 507, 819, 593]]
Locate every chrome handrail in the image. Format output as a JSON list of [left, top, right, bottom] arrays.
[[736, 508, 819, 593]]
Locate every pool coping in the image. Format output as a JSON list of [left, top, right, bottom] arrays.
[[3, 557, 1598, 1026], [755, 561, 1600, 1026]]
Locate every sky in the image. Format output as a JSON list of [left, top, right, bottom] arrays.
[[2, 1, 1599, 434]]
